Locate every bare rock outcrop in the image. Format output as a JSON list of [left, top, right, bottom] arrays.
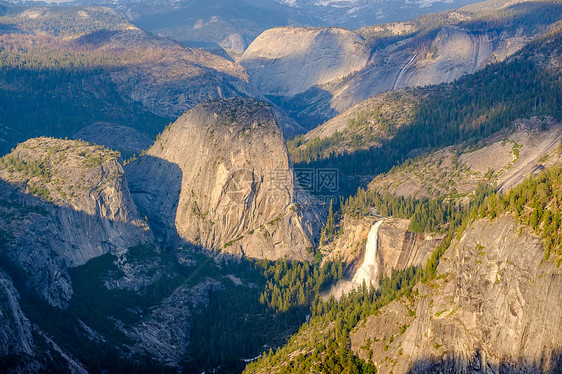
[[239, 27, 370, 97], [318, 25, 532, 122], [324, 216, 373, 266], [0, 138, 152, 307], [114, 0, 480, 60], [240, 4, 554, 126], [0, 271, 35, 362], [377, 219, 443, 278], [351, 215, 562, 373], [126, 98, 321, 260], [326, 217, 442, 279], [392, 26, 529, 90]]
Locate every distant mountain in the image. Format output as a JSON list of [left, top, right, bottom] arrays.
[[69, 0, 483, 57], [275, 0, 482, 27], [240, 0, 562, 128], [0, 3, 263, 154]]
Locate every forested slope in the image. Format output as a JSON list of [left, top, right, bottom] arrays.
[[290, 23, 562, 194], [246, 22, 562, 374], [0, 4, 258, 155]]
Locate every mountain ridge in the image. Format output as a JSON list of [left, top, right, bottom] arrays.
[[0, 0, 561, 372], [242, 0, 562, 128]]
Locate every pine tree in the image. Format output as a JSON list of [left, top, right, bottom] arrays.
[[325, 199, 335, 241]]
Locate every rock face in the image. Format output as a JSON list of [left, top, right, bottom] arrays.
[[0, 137, 222, 371], [368, 118, 562, 200], [327, 217, 440, 274], [239, 1, 558, 126], [126, 98, 321, 260], [324, 24, 529, 120], [239, 27, 370, 97], [376, 219, 443, 278], [0, 271, 35, 363], [0, 138, 152, 307], [325, 217, 441, 298], [73, 122, 153, 159], [319, 21, 538, 119], [350, 215, 562, 373], [391, 26, 528, 90], [324, 216, 373, 266]]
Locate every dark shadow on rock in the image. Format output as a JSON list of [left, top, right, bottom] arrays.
[[266, 86, 337, 132], [125, 155, 183, 246], [73, 122, 154, 160], [407, 349, 562, 374], [179, 39, 234, 61], [0, 177, 154, 308], [0, 172, 275, 373], [71, 29, 119, 49]]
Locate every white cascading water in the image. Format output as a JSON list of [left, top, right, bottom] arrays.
[[325, 219, 384, 299], [351, 219, 383, 286]]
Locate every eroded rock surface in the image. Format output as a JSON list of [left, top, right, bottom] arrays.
[[0, 138, 152, 307], [377, 219, 443, 279], [0, 272, 35, 362], [239, 27, 370, 97], [326, 217, 441, 286], [127, 98, 321, 260], [351, 215, 562, 373]]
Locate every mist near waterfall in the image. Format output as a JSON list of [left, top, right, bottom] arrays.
[[325, 219, 384, 300]]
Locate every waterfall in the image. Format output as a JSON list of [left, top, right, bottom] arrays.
[[351, 219, 383, 287], [325, 219, 383, 300]]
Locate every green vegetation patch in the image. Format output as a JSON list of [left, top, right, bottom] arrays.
[[478, 165, 562, 265]]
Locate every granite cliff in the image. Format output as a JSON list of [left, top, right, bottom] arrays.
[[0, 138, 170, 371], [350, 215, 562, 373], [0, 138, 152, 307], [240, 1, 561, 126], [126, 98, 322, 260], [239, 27, 370, 98], [325, 217, 443, 298]]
